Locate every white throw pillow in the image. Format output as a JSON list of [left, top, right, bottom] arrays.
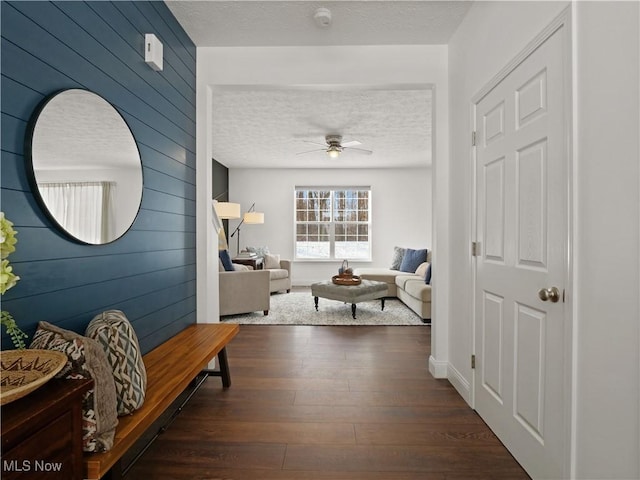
[[246, 246, 270, 257], [414, 262, 429, 278], [264, 253, 281, 269]]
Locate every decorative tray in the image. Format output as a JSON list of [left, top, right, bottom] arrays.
[[1, 349, 67, 406], [332, 274, 362, 286]]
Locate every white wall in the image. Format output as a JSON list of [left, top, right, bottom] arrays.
[[198, 45, 447, 86], [448, 1, 639, 478], [228, 167, 431, 285], [196, 44, 450, 373], [574, 2, 639, 478]]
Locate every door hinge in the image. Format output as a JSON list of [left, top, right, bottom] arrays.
[[471, 241, 481, 257], [471, 354, 476, 369], [472, 131, 477, 147]]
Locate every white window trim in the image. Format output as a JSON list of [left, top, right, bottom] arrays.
[[294, 186, 372, 262]]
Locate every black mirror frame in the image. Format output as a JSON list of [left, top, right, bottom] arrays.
[[24, 88, 144, 245]]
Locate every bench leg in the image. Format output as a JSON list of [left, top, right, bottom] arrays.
[[381, 298, 385, 311], [217, 347, 232, 388], [204, 347, 232, 388]]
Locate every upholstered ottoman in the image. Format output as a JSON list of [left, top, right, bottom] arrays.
[[310, 279, 388, 319]]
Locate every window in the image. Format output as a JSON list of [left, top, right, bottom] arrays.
[[295, 187, 371, 260]]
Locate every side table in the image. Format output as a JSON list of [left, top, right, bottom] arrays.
[[1, 378, 93, 480], [233, 256, 263, 270]]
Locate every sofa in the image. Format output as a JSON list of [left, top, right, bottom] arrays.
[[354, 249, 431, 323], [219, 263, 270, 316]]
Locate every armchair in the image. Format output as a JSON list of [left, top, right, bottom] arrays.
[[242, 248, 292, 294], [263, 257, 292, 294], [219, 268, 270, 316]]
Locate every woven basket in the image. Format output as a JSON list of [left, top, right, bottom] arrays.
[[0, 349, 67, 405], [332, 274, 362, 286]]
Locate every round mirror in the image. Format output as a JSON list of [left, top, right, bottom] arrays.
[[27, 89, 143, 244]]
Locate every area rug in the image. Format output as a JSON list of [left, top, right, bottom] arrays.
[[220, 291, 426, 326]]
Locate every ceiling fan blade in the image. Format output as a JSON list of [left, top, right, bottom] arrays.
[[296, 148, 327, 155], [302, 140, 328, 147], [343, 146, 373, 155], [341, 140, 362, 148]]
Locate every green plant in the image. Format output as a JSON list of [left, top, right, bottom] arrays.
[[1, 311, 27, 350], [1, 212, 27, 349]]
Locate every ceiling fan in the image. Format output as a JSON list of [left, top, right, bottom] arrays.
[[297, 134, 373, 158]]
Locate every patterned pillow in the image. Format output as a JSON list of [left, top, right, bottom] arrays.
[[29, 321, 118, 452], [390, 246, 406, 270], [246, 245, 270, 257], [86, 310, 147, 416]]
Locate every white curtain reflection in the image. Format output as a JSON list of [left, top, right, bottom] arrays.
[[39, 181, 115, 244]]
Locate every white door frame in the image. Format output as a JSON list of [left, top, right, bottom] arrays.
[[469, 6, 575, 477]]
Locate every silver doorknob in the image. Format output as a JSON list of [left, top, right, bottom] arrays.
[[538, 287, 560, 303]]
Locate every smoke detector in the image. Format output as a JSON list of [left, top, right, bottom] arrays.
[[313, 7, 332, 28]]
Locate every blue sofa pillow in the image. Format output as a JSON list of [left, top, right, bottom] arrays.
[[425, 263, 432, 284], [400, 248, 428, 273], [219, 249, 235, 271]]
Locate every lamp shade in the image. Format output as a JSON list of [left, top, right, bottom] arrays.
[[214, 201, 241, 219], [243, 211, 264, 224]]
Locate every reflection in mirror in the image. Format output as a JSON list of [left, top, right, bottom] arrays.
[[28, 89, 143, 244]]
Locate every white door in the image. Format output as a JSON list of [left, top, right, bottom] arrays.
[[474, 22, 569, 479]]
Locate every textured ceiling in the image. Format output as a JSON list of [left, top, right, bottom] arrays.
[[32, 90, 139, 170], [212, 87, 432, 169], [168, 1, 471, 169], [167, 1, 472, 47]]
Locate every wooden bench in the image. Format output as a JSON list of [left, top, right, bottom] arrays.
[[83, 323, 239, 480]]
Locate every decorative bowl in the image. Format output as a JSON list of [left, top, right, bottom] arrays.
[[1, 349, 67, 405]]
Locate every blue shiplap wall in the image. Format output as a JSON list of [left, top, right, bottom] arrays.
[[0, 1, 197, 353]]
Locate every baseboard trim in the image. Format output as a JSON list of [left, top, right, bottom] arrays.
[[447, 363, 472, 406], [429, 355, 448, 378]]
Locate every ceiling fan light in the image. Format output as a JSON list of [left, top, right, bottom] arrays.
[[327, 146, 341, 158]]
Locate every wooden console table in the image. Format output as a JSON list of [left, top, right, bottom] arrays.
[[1, 378, 93, 480], [233, 256, 263, 270]]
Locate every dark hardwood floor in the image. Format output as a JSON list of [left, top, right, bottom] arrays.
[[127, 325, 530, 479]]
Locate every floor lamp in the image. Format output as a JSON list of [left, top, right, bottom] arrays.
[[230, 203, 264, 254], [214, 201, 241, 221]]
